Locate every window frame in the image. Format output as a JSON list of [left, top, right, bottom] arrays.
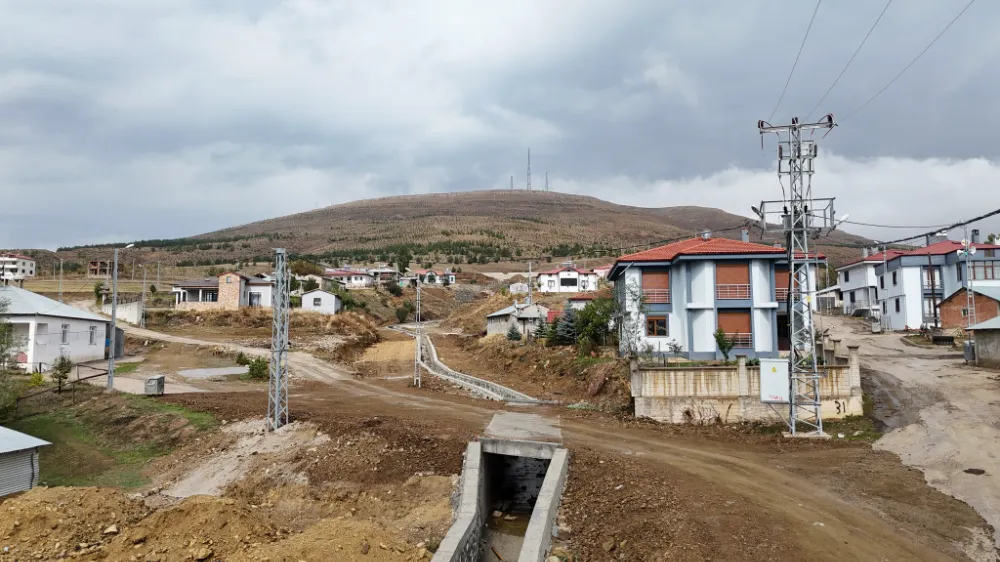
[[892, 271, 897, 286], [645, 315, 669, 337], [844, 270, 850, 283], [89, 326, 97, 345], [61, 324, 70, 345], [895, 298, 900, 313], [313, 297, 322, 307]]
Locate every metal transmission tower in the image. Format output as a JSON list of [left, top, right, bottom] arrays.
[[756, 115, 837, 436], [526, 148, 532, 191], [413, 277, 422, 388], [267, 248, 290, 431]]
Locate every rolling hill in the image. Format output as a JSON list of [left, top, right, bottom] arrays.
[[52, 190, 872, 271]]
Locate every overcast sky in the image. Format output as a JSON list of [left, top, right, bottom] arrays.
[[4, 0, 1000, 250]]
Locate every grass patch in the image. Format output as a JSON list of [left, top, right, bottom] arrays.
[[120, 393, 218, 431], [823, 415, 880, 442], [572, 356, 614, 369], [112, 362, 141, 375]]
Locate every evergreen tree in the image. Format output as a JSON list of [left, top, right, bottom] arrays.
[[546, 318, 561, 346], [506, 324, 523, 342], [532, 321, 548, 341], [555, 309, 578, 345]]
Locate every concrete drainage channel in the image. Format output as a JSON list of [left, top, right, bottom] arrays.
[[390, 325, 542, 404], [433, 413, 570, 562]]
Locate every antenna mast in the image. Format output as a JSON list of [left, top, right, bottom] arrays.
[[526, 148, 532, 191]]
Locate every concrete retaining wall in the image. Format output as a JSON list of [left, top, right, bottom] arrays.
[[412, 332, 538, 403], [432, 442, 487, 562], [101, 300, 143, 326], [519, 448, 570, 562], [975, 329, 1000, 369], [632, 346, 863, 423]]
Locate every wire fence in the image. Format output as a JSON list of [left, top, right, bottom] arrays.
[[4, 364, 109, 422]]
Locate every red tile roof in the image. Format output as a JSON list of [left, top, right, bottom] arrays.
[[901, 240, 1000, 256], [0, 253, 34, 261], [617, 237, 791, 262]]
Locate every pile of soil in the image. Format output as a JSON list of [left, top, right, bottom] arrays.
[[431, 334, 630, 405]]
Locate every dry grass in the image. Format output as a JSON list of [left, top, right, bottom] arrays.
[[145, 308, 379, 336]]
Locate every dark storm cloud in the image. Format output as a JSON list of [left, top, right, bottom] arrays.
[[2, 0, 999, 249]]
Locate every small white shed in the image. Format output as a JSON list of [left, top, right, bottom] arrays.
[[301, 289, 342, 315], [0, 426, 50, 497]]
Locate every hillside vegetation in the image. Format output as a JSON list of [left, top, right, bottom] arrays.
[[48, 190, 872, 269]]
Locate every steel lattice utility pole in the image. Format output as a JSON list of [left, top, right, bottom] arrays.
[[757, 115, 837, 436], [267, 248, 290, 431], [413, 276, 422, 388]]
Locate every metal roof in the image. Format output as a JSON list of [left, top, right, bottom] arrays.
[[969, 316, 1000, 331], [0, 286, 107, 323], [171, 279, 219, 288], [0, 426, 50, 454]]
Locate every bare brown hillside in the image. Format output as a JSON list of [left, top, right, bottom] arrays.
[[49, 190, 872, 270]]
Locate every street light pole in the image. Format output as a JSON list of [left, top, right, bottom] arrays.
[[139, 264, 147, 329], [107, 244, 134, 390]]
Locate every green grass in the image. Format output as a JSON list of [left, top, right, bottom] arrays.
[[112, 362, 141, 375], [572, 356, 614, 368], [8, 395, 217, 488], [823, 415, 880, 442]]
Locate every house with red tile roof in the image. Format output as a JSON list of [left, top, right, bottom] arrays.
[[536, 265, 598, 294], [607, 235, 825, 360], [874, 233, 1000, 331]]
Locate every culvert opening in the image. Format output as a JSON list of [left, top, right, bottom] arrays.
[[480, 451, 551, 560]]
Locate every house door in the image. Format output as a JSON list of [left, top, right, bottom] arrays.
[[249, 292, 261, 307], [777, 313, 790, 351]]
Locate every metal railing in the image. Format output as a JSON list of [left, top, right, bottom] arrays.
[[642, 288, 670, 304], [716, 284, 750, 300], [725, 332, 753, 348]]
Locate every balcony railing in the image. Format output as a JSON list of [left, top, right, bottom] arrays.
[[642, 288, 670, 304], [724, 332, 753, 348], [716, 284, 751, 300]]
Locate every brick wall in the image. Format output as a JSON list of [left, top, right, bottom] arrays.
[[218, 274, 243, 310], [940, 292, 1000, 329]]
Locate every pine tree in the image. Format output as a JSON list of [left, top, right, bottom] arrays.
[[532, 321, 548, 341], [555, 309, 578, 345], [546, 318, 561, 346], [506, 324, 523, 342]]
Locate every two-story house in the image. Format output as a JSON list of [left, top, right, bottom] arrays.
[[0, 254, 36, 283], [172, 272, 273, 310], [536, 266, 598, 294], [608, 236, 824, 359], [836, 249, 904, 316], [875, 237, 1000, 330]]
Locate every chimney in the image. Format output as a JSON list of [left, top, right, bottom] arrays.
[[740, 228, 750, 242], [972, 229, 980, 244], [773, 242, 783, 249], [862, 247, 869, 258]]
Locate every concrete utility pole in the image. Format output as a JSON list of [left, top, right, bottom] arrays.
[[156, 262, 160, 288], [58, 259, 63, 303], [108, 244, 134, 391], [131, 258, 136, 281], [139, 264, 147, 329], [267, 248, 290, 430], [413, 276, 422, 388], [757, 115, 837, 437], [527, 262, 533, 305], [545, 172, 549, 192]]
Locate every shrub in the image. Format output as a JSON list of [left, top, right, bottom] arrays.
[[28, 371, 44, 387], [301, 278, 319, 292], [714, 328, 734, 362], [52, 355, 73, 386], [149, 284, 158, 294], [395, 307, 409, 323], [235, 352, 250, 366], [246, 357, 269, 380], [506, 324, 522, 342], [387, 284, 403, 297], [93, 281, 105, 303]]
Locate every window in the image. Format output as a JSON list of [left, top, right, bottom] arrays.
[[844, 270, 850, 283], [61, 324, 69, 344], [313, 298, 322, 306], [892, 271, 897, 286], [971, 260, 1000, 280], [204, 291, 218, 302], [880, 276, 885, 289], [226, 276, 232, 284], [36, 323, 48, 346], [882, 301, 887, 314], [962, 308, 968, 317], [547, 280, 555, 289], [958, 266, 963, 282], [895, 298, 900, 313], [849, 291, 856, 304], [89, 326, 97, 345], [645, 316, 668, 337], [559, 277, 577, 287]]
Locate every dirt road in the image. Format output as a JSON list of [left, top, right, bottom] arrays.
[[113, 321, 996, 560], [824, 314, 1000, 552]]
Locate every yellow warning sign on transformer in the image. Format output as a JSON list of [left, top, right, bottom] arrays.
[[771, 366, 777, 372]]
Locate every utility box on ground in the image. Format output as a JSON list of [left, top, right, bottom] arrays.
[[144, 375, 165, 396], [964, 340, 976, 363]]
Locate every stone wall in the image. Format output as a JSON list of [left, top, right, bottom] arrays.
[[175, 301, 224, 312], [218, 275, 243, 310], [631, 346, 863, 423]]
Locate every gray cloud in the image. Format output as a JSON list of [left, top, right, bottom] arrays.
[[2, 0, 1000, 249]]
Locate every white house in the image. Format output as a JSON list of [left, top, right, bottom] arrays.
[[247, 277, 273, 307], [0, 426, 50, 497], [608, 236, 826, 359], [1, 286, 111, 370], [536, 266, 598, 294], [0, 254, 36, 283], [566, 293, 596, 311], [876, 237, 1000, 331], [508, 282, 529, 295], [836, 249, 904, 316], [301, 289, 342, 315], [413, 269, 456, 285], [325, 269, 374, 289], [486, 302, 550, 337]]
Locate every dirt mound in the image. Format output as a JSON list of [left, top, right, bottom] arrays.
[[0, 487, 150, 559], [440, 292, 514, 334], [146, 307, 378, 337]]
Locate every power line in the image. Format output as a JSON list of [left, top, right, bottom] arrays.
[[839, 218, 953, 229], [769, 0, 823, 121], [822, 206, 1000, 249], [805, 0, 893, 119], [840, 0, 977, 123]]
